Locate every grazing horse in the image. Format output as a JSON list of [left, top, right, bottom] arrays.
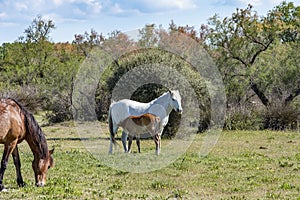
[[0, 98, 54, 191], [108, 90, 182, 154], [119, 113, 162, 154]]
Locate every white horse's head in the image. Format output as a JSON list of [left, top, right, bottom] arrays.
[[169, 90, 183, 114]]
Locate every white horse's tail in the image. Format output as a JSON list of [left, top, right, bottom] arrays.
[[108, 108, 116, 145]]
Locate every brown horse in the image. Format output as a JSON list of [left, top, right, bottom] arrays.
[[119, 113, 162, 155], [0, 98, 54, 191]]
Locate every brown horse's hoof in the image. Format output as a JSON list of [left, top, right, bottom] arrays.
[[0, 184, 5, 192], [36, 182, 45, 187], [18, 181, 26, 187]]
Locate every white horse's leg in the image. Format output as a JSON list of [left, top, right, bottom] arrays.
[[153, 134, 161, 155], [121, 131, 128, 152], [157, 134, 161, 155], [109, 138, 114, 154]]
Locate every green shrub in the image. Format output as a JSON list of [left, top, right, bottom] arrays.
[[262, 102, 300, 130], [0, 85, 44, 113], [224, 105, 263, 130]]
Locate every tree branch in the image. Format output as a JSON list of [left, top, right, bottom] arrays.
[[224, 45, 249, 67], [285, 87, 300, 105], [231, 55, 249, 66], [249, 37, 274, 65]]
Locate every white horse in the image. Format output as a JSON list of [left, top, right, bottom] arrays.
[[108, 90, 183, 154]]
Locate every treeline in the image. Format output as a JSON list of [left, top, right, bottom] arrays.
[[0, 2, 299, 132]]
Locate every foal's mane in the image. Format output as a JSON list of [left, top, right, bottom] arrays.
[[8, 98, 48, 158]]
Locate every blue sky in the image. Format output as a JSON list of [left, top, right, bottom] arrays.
[[0, 0, 299, 43]]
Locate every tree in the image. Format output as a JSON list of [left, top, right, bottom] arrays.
[[73, 29, 104, 57], [0, 16, 81, 121], [18, 15, 56, 83], [206, 2, 299, 107], [169, 20, 203, 43], [22, 15, 55, 43], [205, 2, 299, 129], [138, 24, 159, 48]]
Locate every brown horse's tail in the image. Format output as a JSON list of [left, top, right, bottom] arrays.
[[108, 108, 116, 145]]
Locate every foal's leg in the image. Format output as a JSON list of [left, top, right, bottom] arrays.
[[12, 145, 25, 187], [136, 137, 141, 153], [0, 140, 18, 191], [127, 135, 133, 153], [121, 131, 128, 152]]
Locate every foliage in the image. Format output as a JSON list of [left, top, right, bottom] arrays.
[[73, 29, 105, 57], [0, 16, 82, 122], [1, 2, 299, 130], [253, 41, 300, 105], [207, 2, 299, 103], [205, 2, 299, 129], [138, 24, 159, 48], [263, 101, 300, 130], [224, 104, 263, 130], [0, 85, 44, 113]]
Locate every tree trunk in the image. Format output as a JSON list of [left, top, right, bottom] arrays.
[[250, 83, 269, 106]]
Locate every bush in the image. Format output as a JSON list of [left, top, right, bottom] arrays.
[[0, 84, 73, 123], [263, 102, 300, 130], [224, 105, 263, 130], [45, 92, 73, 123], [0, 85, 44, 113]]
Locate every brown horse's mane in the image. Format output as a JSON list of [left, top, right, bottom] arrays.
[[8, 98, 48, 158]]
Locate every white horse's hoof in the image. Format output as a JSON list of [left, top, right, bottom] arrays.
[[1, 188, 8, 192]]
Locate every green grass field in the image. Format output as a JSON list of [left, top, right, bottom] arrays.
[[0, 122, 299, 199]]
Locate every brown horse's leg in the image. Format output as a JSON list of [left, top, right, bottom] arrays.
[[12, 145, 25, 187], [0, 140, 18, 191], [0, 147, 8, 191]]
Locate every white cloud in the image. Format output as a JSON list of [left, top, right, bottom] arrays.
[[144, 0, 197, 10], [103, 0, 198, 16], [110, 3, 124, 14], [14, 2, 28, 11], [0, 22, 18, 27], [108, 3, 142, 16], [89, 0, 102, 14], [72, 7, 87, 16], [239, 0, 262, 6], [53, 0, 64, 6], [42, 12, 86, 24], [0, 12, 7, 19]]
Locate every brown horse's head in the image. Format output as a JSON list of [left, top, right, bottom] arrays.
[[32, 149, 54, 187]]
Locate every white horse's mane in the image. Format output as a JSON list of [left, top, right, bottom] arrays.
[[150, 91, 170, 105]]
